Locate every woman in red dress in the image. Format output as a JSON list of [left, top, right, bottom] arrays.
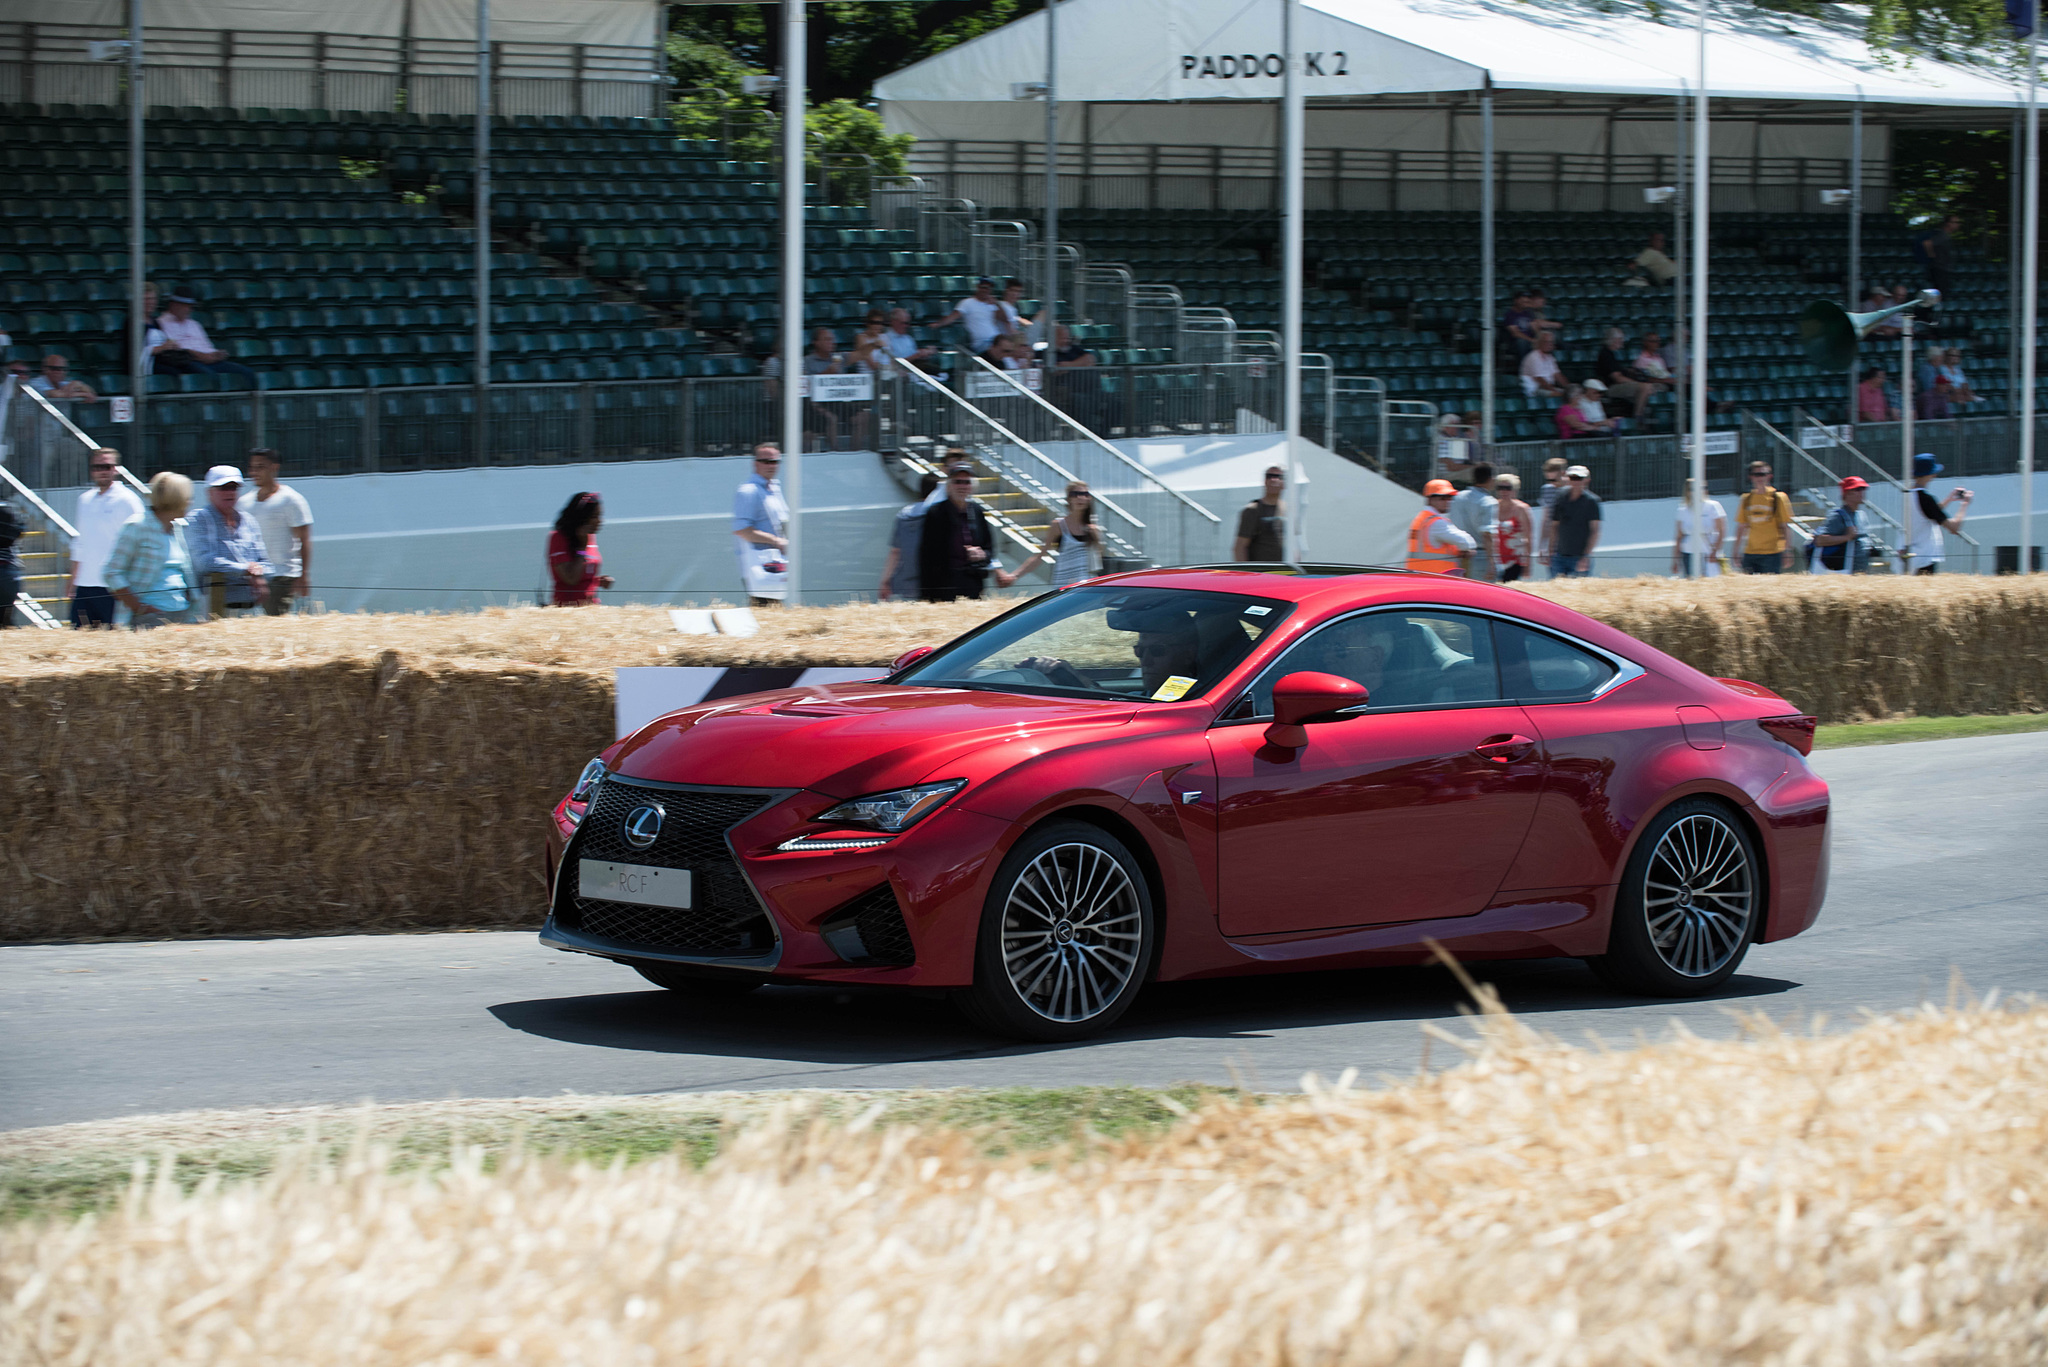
[[547, 491, 614, 606]]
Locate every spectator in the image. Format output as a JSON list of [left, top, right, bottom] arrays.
[[1404, 478, 1476, 575], [155, 293, 257, 382], [1905, 453, 1972, 575], [999, 278, 1032, 341], [1912, 216, 1959, 299], [137, 283, 197, 376], [68, 446, 143, 628], [1433, 412, 1479, 479], [1533, 456, 1569, 557], [1810, 476, 1872, 574], [547, 491, 612, 607], [1633, 331, 1678, 385], [1732, 460, 1795, 574], [1049, 323, 1101, 422], [1051, 322, 1096, 369], [800, 326, 853, 450], [1936, 349, 1978, 408], [733, 443, 790, 607], [935, 278, 1007, 355], [1447, 462, 1500, 582], [30, 353, 96, 401], [1627, 230, 1678, 287], [1857, 366, 1900, 423], [184, 465, 269, 618], [1594, 326, 1669, 419], [239, 447, 313, 616], [104, 472, 200, 628], [879, 307, 937, 371], [1500, 288, 1560, 364], [1864, 287, 1904, 340], [1492, 472, 1534, 584], [878, 469, 943, 601], [0, 494, 21, 627], [919, 463, 1017, 601], [1233, 465, 1287, 562], [1671, 478, 1727, 577], [1914, 354, 1950, 420], [1015, 480, 1103, 589], [1520, 332, 1567, 400], [1542, 463, 1602, 578], [1556, 382, 1616, 439]]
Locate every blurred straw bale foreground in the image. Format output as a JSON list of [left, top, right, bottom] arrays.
[[7, 1000, 2047, 1366], [2, 577, 2042, 940]]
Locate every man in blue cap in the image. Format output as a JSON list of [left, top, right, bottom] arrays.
[[1905, 453, 1973, 575]]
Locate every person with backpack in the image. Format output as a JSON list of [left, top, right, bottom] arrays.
[[1732, 460, 1795, 574], [1810, 477, 1872, 575]]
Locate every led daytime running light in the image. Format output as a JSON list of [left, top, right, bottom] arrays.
[[776, 834, 895, 852]]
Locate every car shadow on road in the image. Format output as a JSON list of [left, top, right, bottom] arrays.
[[488, 958, 1801, 1069]]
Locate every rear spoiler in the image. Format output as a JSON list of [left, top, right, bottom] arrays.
[[1714, 677, 1791, 705]]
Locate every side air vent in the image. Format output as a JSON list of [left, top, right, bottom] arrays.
[[819, 882, 917, 967]]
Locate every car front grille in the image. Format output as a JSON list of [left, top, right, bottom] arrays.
[[557, 780, 779, 957]]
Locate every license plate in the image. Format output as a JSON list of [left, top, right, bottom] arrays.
[[578, 860, 692, 910]]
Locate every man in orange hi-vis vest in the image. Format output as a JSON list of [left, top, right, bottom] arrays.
[[1406, 479, 1476, 575]]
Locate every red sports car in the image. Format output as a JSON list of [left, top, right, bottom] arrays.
[[542, 566, 1829, 1041]]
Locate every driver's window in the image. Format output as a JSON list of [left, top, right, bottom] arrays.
[[1242, 611, 1503, 715]]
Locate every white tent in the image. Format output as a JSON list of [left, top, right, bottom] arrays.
[[877, 0, 2024, 111], [0, 0, 657, 47]]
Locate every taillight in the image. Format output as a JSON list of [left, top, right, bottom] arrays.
[[1759, 715, 1817, 756]]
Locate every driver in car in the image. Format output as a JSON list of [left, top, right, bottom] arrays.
[[1021, 606, 1205, 698]]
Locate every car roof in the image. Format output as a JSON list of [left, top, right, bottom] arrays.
[[1091, 563, 1502, 610]]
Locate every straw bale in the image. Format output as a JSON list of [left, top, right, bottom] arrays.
[[3, 580, 2042, 941], [6, 1001, 2047, 1365]]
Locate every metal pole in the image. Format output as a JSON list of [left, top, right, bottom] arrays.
[[780, 0, 806, 602], [127, 0, 145, 455], [1281, 0, 1305, 565], [2022, 19, 2039, 574], [473, 0, 491, 462], [1480, 88, 1495, 452], [1042, 0, 1058, 354], [1848, 100, 1862, 426], [1688, 0, 1709, 579], [1900, 311, 1914, 571], [1673, 88, 1686, 440]]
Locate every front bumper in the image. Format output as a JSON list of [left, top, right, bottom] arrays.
[[542, 778, 1013, 987]]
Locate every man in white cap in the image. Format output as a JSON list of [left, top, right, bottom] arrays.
[[184, 465, 269, 619], [1542, 464, 1602, 578]]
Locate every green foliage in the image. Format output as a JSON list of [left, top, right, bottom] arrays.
[[1890, 127, 2017, 255]]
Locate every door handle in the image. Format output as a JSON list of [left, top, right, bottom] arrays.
[[1475, 734, 1536, 762]]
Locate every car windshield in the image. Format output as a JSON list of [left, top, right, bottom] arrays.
[[897, 585, 1294, 702]]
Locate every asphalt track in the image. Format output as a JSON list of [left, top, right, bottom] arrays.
[[7, 732, 2047, 1132]]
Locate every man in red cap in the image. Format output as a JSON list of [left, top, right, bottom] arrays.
[[1811, 476, 1872, 574], [1406, 479, 1476, 575]]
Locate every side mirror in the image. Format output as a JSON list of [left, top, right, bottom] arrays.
[[1264, 671, 1368, 749], [891, 645, 935, 673]]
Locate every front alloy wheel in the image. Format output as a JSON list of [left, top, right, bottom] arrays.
[[1590, 798, 1759, 996], [957, 821, 1153, 1041]]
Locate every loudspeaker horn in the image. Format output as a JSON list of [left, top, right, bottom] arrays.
[[1800, 288, 1940, 371]]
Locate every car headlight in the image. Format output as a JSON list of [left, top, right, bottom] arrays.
[[814, 779, 966, 833], [570, 758, 607, 804]]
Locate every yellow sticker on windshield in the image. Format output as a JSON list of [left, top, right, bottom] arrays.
[[1152, 675, 1197, 701]]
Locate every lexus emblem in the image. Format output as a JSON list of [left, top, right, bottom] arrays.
[[622, 803, 666, 849]]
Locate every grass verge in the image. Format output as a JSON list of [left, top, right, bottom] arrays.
[[1816, 710, 2048, 748], [0, 1085, 1234, 1225]]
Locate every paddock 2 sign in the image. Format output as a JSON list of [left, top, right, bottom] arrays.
[[1181, 51, 1350, 79]]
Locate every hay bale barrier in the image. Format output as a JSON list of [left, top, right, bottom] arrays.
[[3, 581, 2043, 942], [7, 1002, 2048, 1364]]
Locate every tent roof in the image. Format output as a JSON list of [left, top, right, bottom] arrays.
[[873, 0, 2024, 111], [0, 0, 657, 47]]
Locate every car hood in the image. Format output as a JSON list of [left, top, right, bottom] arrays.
[[607, 682, 1141, 797]]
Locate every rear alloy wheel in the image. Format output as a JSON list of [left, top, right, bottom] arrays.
[[1590, 798, 1760, 996], [629, 960, 764, 997], [957, 821, 1154, 1042]]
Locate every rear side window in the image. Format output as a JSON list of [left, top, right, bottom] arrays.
[[1497, 622, 1618, 701], [1243, 610, 1503, 714]]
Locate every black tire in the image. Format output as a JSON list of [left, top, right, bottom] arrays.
[[628, 960, 765, 997], [954, 820, 1155, 1042], [1588, 798, 1761, 996]]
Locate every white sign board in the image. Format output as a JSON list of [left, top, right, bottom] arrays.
[[796, 373, 874, 403], [109, 396, 133, 423], [1799, 424, 1852, 449], [965, 369, 1041, 399], [1678, 431, 1741, 456]]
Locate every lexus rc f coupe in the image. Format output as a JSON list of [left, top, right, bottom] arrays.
[[543, 566, 1828, 1041]]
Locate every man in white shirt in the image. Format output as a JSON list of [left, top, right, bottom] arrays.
[[68, 447, 144, 627], [1519, 333, 1566, 398], [879, 308, 935, 376], [238, 446, 314, 614], [1904, 453, 1972, 575], [157, 293, 257, 381], [935, 278, 1006, 355], [1671, 479, 1727, 577], [1447, 462, 1501, 582]]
